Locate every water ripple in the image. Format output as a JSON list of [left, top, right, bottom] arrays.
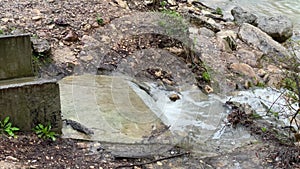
[[201, 0, 300, 29]]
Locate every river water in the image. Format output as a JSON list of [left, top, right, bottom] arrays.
[[201, 0, 300, 31]]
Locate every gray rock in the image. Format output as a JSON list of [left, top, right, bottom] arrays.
[[238, 23, 288, 58], [198, 27, 215, 37], [237, 49, 261, 67], [216, 30, 237, 51], [255, 15, 293, 43], [31, 38, 51, 56], [216, 30, 237, 40], [229, 63, 257, 79], [189, 14, 221, 33], [231, 7, 257, 25]]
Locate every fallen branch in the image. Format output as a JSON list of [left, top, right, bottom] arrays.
[[115, 152, 190, 168]]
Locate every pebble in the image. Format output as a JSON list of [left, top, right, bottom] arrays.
[[83, 24, 92, 31], [204, 85, 213, 94], [115, 0, 129, 9], [154, 70, 162, 77], [1, 18, 10, 23], [32, 16, 43, 21], [167, 0, 177, 6], [48, 24, 55, 29], [157, 161, 163, 166], [92, 22, 100, 28], [5, 156, 18, 161], [77, 142, 88, 149], [63, 30, 79, 42], [257, 69, 267, 77], [169, 93, 180, 102], [162, 78, 173, 85]]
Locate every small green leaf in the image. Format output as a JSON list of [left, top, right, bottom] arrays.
[[6, 130, 14, 137], [35, 131, 42, 135], [4, 122, 12, 129], [38, 124, 44, 129], [34, 123, 58, 141], [261, 127, 267, 132], [3, 117, 9, 125], [10, 127, 19, 131]]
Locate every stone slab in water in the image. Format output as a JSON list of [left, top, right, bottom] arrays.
[[0, 77, 62, 132], [0, 34, 33, 80], [59, 75, 170, 143]]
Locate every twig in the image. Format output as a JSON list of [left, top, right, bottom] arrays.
[[115, 152, 190, 168], [289, 108, 300, 129], [289, 74, 300, 129], [265, 89, 286, 116], [294, 73, 300, 108]]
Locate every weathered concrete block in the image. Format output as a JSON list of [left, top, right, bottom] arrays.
[[0, 34, 33, 80], [0, 78, 62, 133]]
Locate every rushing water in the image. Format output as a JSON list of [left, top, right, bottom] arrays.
[[201, 0, 300, 31]]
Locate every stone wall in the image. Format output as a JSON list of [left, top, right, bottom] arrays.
[[0, 79, 62, 132], [0, 34, 33, 80]]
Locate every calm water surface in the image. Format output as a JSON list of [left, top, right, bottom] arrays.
[[201, 0, 300, 31]]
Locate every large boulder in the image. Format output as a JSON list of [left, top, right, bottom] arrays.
[[255, 15, 293, 43], [238, 23, 288, 58], [231, 6, 257, 25]]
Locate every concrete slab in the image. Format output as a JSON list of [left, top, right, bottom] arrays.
[[0, 34, 33, 80], [59, 75, 171, 143], [0, 77, 62, 132]]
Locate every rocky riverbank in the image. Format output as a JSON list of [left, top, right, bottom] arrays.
[[1, 0, 297, 93], [1, 0, 300, 168]]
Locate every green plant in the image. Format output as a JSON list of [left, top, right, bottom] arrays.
[[161, 9, 181, 18], [272, 111, 279, 119], [158, 9, 188, 37], [0, 29, 3, 35], [34, 123, 57, 141], [96, 15, 104, 25], [160, 0, 167, 7], [282, 77, 298, 92], [261, 127, 267, 132], [158, 20, 166, 27], [202, 71, 211, 82], [256, 81, 265, 88], [31, 34, 39, 39], [215, 7, 223, 15], [32, 52, 53, 75], [0, 116, 20, 137], [251, 112, 262, 119]]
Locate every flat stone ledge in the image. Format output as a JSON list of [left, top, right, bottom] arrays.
[[0, 78, 62, 133]]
